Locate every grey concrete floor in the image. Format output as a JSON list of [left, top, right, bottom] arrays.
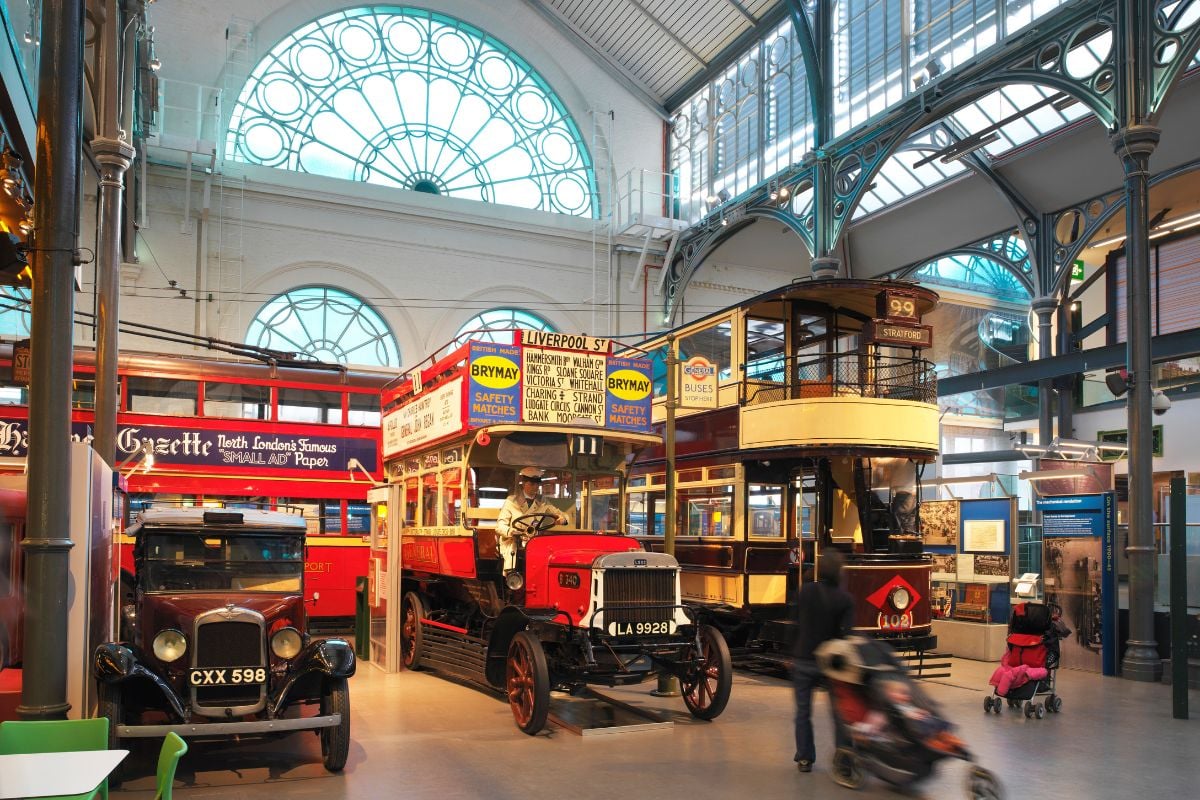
[[112, 658, 1200, 800]]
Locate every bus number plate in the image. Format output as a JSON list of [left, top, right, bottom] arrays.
[[607, 620, 672, 636], [190, 667, 267, 686]]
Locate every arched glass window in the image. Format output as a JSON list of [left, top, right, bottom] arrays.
[[0, 287, 30, 338], [909, 233, 1032, 300], [246, 286, 400, 367], [454, 308, 555, 346], [227, 6, 596, 217]]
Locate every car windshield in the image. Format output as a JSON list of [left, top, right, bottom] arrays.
[[142, 530, 303, 593]]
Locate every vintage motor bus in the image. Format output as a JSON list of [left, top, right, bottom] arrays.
[[0, 343, 386, 631], [382, 332, 732, 734], [620, 280, 940, 663]]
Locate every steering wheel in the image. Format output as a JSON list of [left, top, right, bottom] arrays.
[[509, 512, 560, 537]]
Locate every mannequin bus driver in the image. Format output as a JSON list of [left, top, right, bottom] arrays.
[[496, 467, 569, 572]]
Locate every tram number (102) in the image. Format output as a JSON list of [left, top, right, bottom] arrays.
[[877, 612, 913, 631]]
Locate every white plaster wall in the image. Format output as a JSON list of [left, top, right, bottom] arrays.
[[1070, 396, 1200, 477]]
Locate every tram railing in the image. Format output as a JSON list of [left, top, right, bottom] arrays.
[[740, 352, 938, 406]]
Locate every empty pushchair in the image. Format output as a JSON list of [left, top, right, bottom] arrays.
[[817, 636, 1003, 799], [984, 602, 1069, 719]]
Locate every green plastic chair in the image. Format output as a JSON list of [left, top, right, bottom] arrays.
[[154, 732, 188, 800], [0, 718, 111, 800]]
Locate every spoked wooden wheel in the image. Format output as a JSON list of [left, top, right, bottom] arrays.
[[401, 591, 425, 670], [680, 624, 732, 720], [506, 631, 549, 735]]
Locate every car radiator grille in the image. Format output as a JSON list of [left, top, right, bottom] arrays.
[[602, 568, 675, 627], [194, 619, 262, 707]]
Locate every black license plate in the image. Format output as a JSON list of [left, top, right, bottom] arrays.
[[606, 620, 673, 637], [189, 667, 266, 686]]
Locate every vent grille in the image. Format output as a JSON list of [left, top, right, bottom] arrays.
[[193, 619, 262, 707], [602, 568, 675, 628]]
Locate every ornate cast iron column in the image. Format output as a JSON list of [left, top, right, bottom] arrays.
[[19, 0, 84, 720]]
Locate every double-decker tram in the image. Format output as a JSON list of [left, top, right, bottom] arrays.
[[381, 332, 733, 734], [621, 279, 941, 665], [0, 344, 389, 630]]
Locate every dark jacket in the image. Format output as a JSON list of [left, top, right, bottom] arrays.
[[793, 579, 855, 662]]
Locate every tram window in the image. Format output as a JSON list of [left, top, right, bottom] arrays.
[[748, 484, 784, 538], [348, 393, 381, 426], [745, 319, 785, 381], [589, 493, 620, 532], [680, 486, 734, 537], [128, 377, 198, 416], [677, 469, 703, 484], [678, 321, 733, 380], [442, 469, 462, 527], [627, 492, 665, 536], [204, 382, 269, 419], [278, 387, 343, 424], [404, 479, 418, 527], [708, 466, 737, 480]]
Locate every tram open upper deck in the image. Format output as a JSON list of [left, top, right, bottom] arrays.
[[622, 279, 942, 657]]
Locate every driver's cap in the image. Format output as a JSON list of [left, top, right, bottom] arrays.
[[518, 467, 544, 481]]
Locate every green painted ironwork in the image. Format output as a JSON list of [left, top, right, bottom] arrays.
[[245, 285, 400, 367], [226, 6, 596, 217], [453, 308, 556, 346]]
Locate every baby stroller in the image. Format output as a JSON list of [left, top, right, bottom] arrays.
[[816, 636, 1003, 799], [984, 602, 1069, 719]]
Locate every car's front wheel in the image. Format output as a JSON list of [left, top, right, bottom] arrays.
[[506, 631, 549, 735], [98, 681, 128, 786], [680, 624, 733, 720], [320, 677, 351, 772]]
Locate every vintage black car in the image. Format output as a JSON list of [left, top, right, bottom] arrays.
[[93, 506, 354, 772]]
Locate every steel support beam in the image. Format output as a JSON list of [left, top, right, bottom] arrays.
[[937, 327, 1200, 397]]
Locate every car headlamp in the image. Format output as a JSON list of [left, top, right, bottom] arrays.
[[505, 571, 525, 591], [889, 586, 912, 612], [271, 627, 303, 659], [152, 629, 188, 663]]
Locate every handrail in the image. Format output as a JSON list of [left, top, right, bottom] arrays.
[[740, 351, 937, 405]]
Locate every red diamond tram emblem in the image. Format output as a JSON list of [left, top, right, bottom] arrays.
[[865, 574, 922, 611]]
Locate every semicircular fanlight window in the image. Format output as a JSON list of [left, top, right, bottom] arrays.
[[226, 6, 596, 217], [245, 286, 401, 367], [453, 308, 556, 346]]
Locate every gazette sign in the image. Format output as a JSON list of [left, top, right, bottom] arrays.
[[0, 416, 378, 472]]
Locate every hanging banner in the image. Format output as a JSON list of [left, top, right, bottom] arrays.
[[467, 341, 521, 426], [605, 356, 652, 432], [679, 355, 718, 409]]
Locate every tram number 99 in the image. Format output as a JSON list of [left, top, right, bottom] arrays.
[[877, 612, 913, 631], [888, 297, 917, 320]]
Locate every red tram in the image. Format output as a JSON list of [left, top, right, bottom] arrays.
[[0, 344, 389, 630], [620, 279, 942, 664]]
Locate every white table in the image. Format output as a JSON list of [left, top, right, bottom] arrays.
[[0, 749, 128, 799]]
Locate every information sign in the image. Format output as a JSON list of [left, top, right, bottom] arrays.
[[521, 347, 607, 425], [382, 380, 463, 456], [680, 355, 718, 409]]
